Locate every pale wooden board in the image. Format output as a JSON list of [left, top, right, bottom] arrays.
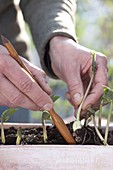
[[0, 123, 51, 129], [0, 123, 113, 170], [0, 145, 113, 170]]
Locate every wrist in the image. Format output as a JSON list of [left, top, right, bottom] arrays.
[[50, 36, 74, 49], [50, 36, 70, 43]]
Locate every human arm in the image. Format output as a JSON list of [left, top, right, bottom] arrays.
[[20, 0, 77, 77], [20, 0, 108, 114]]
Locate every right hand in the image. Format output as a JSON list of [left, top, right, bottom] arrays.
[[0, 45, 53, 111], [49, 36, 108, 115]]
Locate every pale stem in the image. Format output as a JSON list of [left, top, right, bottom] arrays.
[[1, 122, 5, 144], [98, 101, 102, 130], [104, 101, 113, 145], [93, 115, 108, 145], [42, 120, 47, 143], [16, 136, 21, 145], [77, 74, 94, 121], [16, 128, 21, 145]]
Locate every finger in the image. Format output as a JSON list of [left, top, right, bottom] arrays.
[[0, 55, 53, 111], [0, 93, 9, 106], [65, 92, 75, 106], [33, 71, 52, 95], [22, 58, 52, 95], [74, 107, 78, 118], [0, 45, 9, 54], [65, 63, 84, 106], [0, 74, 40, 111], [82, 66, 108, 110]]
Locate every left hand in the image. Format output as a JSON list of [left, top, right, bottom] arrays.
[[49, 36, 108, 114]]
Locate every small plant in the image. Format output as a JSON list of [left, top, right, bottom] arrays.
[[42, 95, 60, 143], [73, 51, 97, 131], [0, 108, 18, 144], [102, 86, 113, 145], [16, 127, 22, 145], [42, 111, 51, 143], [87, 107, 106, 145], [98, 100, 103, 130]]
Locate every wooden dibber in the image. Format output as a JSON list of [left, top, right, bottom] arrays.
[[1, 35, 76, 144]]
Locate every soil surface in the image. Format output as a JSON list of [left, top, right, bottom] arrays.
[[0, 122, 113, 145]]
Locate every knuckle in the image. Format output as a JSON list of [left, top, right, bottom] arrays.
[[18, 78, 33, 93], [9, 94, 23, 107], [38, 69, 46, 78], [35, 93, 44, 106], [39, 78, 46, 85], [68, 79, 80, 90], [103, 56, 108, 65], [97, 54, 108, 66]]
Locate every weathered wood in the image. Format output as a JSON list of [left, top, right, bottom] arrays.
[[0, 145, 113, 170], [0, 123, 113, 170]]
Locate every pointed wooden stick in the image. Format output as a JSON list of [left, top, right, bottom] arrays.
[[1, 35, 75, 144]]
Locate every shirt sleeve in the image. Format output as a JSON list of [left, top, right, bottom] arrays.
[[20, 0, 77, 78]]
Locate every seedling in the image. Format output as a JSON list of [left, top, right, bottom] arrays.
[[42, 95, 60, 143], [42, 111, 51, 143], [87, 107, 106, 145], [98, 100, 103, 130], [16, 127, 22, 145], [73, 51, 97, 131], [0, 108, 18, 144], [86, 86, 113, 145], [102, 86, 113, 145], [51, 95, 60, 103]]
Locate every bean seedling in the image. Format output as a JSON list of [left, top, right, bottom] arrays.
[[0, 108, 18, 144], [73, 51, 97, 131]]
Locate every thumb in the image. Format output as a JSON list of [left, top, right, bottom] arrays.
[[66, 70, 84, 106]]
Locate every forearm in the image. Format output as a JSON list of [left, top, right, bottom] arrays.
[[20, 0, 77, 78]]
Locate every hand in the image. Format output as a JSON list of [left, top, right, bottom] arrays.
[[0, 45, 53, 111], [49, 36, 108, 113]]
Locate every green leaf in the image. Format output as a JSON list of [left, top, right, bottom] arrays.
[[51, 95, 60, 103], [102, 86, 113, 103], [1, 108, 18, 123], [42, 111, 51, 121]]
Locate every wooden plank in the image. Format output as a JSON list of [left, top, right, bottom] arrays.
[[0, 123, 51, 129], [0, 123, 113, 170], [0, 145, 113, 170]]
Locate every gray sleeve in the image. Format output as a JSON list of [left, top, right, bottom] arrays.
[[0, 0, 29, 60], [20, 0, 77, 78]]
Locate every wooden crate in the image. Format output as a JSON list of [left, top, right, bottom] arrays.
[[0, 123, 113, 170]]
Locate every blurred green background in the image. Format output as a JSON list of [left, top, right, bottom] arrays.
[[30, 0, 113, 122]]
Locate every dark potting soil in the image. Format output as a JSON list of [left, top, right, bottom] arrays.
[[0, 122, 113, 145]]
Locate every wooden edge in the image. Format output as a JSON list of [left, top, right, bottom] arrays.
[[0, 123, 52, 129], [0, 123, 113, 130], [0, 144, 113, 149]]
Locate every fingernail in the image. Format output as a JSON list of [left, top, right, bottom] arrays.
[[43, 103, 53, 111], [73, 93, 81, 104]]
